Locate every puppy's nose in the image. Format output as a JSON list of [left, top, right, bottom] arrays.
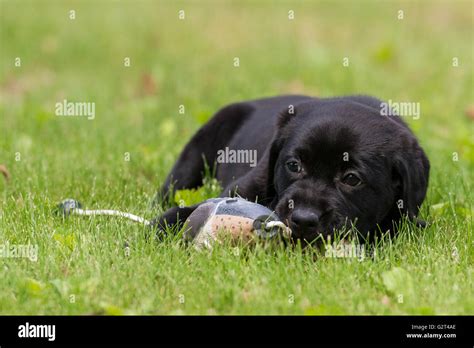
[[290, 209, 320, 231]]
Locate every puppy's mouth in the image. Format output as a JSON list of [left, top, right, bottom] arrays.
[[278, 216, 339, 244], [289, 228, 322, 243], [274, 194, 346, 243], [279, 213, 346, 244]]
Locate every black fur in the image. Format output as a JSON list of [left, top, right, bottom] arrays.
[[152, 95, 430, 243]]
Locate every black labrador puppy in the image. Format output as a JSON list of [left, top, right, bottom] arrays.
[[153, 95, 430, 242]]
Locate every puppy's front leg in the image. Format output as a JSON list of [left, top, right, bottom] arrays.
[[150, 204, 200, 234]]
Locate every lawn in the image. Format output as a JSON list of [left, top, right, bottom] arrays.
[[0, 0, 472, 315]]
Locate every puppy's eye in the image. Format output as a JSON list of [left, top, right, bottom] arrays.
[[341, 172, 361, 187], [286, 161, 301, 173]]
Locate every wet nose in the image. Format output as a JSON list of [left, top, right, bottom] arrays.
[[290, 209, 320, 231]]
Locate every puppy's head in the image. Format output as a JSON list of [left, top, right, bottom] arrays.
[[265, 99, 430, 243]]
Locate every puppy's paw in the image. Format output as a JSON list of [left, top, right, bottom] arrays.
[[149, 205, 199, 240]]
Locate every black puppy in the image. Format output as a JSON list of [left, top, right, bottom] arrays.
[[153, 95, 430, 242]]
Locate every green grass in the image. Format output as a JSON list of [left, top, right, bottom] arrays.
[[0, 0, 472, 314]]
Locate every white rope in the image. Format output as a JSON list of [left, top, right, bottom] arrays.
[[71, 208, 151, 226]]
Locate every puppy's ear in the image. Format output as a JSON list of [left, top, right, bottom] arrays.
[[264, 136, 283, 202], [221, 104, 297, 206], [264, 104, 300, 203], [392, 138, 430, 224]]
